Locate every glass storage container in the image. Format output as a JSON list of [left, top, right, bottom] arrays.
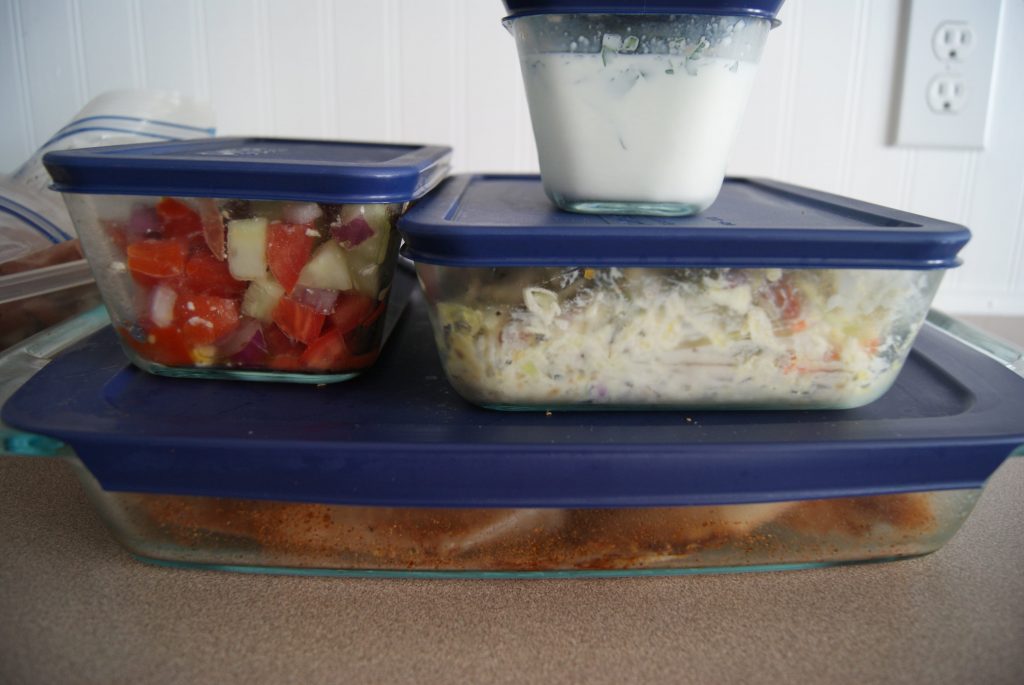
[[503, 0, 785, 215], [2, 296, 1022, 577], [42, 137, 450, 382], [398, 175, 970, 410]]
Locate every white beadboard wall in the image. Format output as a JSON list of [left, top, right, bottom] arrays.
[[2, 0, 1022, 314]]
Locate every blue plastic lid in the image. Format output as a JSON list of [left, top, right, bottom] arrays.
[[503, 0, 785, 21], [4, 293, 1023, 508], [43, 137, 452, 204], [398, 175, 970, 270]]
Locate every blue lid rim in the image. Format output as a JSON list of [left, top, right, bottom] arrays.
[[43, 137, 453, 204], [501, 0, 785, 21], [397, 175, 971, 271], [3, 311, 1024, 507]]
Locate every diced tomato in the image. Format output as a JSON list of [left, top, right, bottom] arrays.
[[156, 197, 196, 222], [329, 291, 376, 334], [176, 294, 240, 346], [272, 296, 325, 344], [267, 221, 315, 292], [300, 331, 349, 370], [198, 198, 226, 260], [769, 278, 802, 321], [120, 325, 192, 367], [263, 324, 305, 357], [300, 330, 379, 371], [184, 253, 247, 298], [127, 239, 187, 279], [156, 197, 202, 239], [338, 298, 387, 355]]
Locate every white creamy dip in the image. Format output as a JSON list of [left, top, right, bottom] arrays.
[[519, 52, 758, 213]]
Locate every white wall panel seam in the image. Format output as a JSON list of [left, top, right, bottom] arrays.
[[11, 0, 36, 146], [946, 153, 978, 291], [898, 150, 917, 213], [317, 0, 336, 138], [190, 0, 211, 102], [958, 154, 978, 225], [1009, 178, 1024, 291], [68, 0, 87, 102], [128, 0, 146, 87], [453, 0, 469, 171], [387, 0, 401, 139], [775, 0, 802, 179], [838, 0, 869, 194], [0, 0, 30, 162], [256, 0, 273, 132]]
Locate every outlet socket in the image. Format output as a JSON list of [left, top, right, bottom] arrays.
[[927, 75, 968, 113], [933, 21, 975, 61], [895, 0, 1004, 149]]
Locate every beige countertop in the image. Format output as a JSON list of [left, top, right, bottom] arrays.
[[1, 456, 1022, 684], [1, 315, 1022, 684]]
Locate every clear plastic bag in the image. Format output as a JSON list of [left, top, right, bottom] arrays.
[[0, 89, 214, 350]]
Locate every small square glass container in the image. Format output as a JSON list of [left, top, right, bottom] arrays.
[[42, 137, 450, 383]]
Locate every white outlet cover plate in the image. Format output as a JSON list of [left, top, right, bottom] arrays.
[[895, 0, 1005, 149]]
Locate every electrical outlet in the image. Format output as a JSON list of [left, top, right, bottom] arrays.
[[895, 0, 1004, 149], [932, 21, 975, 62], [927, 75, 968, 113]]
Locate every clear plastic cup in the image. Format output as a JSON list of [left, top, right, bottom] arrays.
[[507, 13, 773, 216]]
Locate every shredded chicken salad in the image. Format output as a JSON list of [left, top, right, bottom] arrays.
[[429, 266, 942, 408]]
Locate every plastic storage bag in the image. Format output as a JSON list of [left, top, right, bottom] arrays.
[[0, 90, 214, 350]]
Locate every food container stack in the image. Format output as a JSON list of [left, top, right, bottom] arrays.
[[2, 1, 1022, 578]]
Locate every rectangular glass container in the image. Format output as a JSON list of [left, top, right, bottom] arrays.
[[2, 298, 1022, 578], [71, 467, 983, 575], [42, 137, 451, 382], [398, 175, 971, 410]]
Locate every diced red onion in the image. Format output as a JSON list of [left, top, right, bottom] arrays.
[[127, 205, 161, 243], [331, 216, 374, 247], [198, 198, 226, 260], [291, 286, 339, 314], [216, 317, 263, 358], [230, 327, 269, 367], [282, 202, 323, 225], [149, 285, 177, 328]]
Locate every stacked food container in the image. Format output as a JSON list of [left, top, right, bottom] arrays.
[[2, 0, 1023, 577]]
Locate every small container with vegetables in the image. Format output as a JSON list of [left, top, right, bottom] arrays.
[[398, 174, 970, 410], [43, 137, 450, 382]]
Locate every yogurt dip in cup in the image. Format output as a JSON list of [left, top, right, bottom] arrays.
[[504, 1, 784, 216]]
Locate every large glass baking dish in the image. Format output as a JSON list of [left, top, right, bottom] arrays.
[[2, 300, 1021, 578]]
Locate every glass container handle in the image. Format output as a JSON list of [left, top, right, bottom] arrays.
[[925, 310, 1024, 458], [0, 306, 109, 457]]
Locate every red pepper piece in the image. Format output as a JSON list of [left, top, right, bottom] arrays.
[[272, 295, 326, 345]]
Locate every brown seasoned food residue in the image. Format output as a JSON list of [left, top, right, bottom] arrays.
[[130, 491, 942, 572]]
